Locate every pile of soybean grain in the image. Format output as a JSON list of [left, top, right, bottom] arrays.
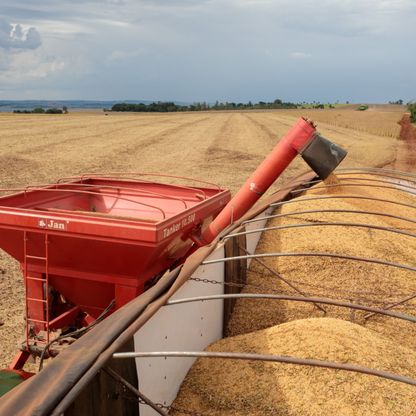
[[172, 318, 416, 416], [172, 172, 416, 415], [227, 173, 416, 350]]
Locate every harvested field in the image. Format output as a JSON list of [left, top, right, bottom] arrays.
[[0, 110, 399, 192], [277, 108, 402, 138], [0, 108, 403, 370]]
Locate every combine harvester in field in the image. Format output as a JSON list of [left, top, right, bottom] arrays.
[[0, 118, 415, 415]]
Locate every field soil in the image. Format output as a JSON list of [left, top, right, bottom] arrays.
[[0, 108, 403, 369]]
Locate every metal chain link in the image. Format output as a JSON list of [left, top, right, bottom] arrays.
[[190, 277, 244, 288], [190, 276, 297, 297]]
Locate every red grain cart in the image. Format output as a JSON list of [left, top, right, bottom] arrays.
[[0, 175, 230, 368]]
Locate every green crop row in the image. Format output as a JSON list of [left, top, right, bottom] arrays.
[[408, 103, 416, 123]]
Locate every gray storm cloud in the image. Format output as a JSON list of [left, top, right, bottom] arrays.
[[0, 0, 414, 100], [0, 18, 41, 50]]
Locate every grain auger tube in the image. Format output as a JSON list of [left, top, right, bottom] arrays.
[[197, 117, 347, 245]]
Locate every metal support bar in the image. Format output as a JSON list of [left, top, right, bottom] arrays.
[[165, 293, 416, 323], [364, 293, 416, 320], [291, 182, 416, 197], [25, 255, 47, 260], [1, 187, 167, 219], [299, 176, 416, 192], [257, 273, 410, 300], [224, 221, 416, 240], [52, 182, 189, 208], [242, 209, 416, 226], [202, 252, 416, 274], [270, 195, 416, 211], [103, 367, 168, 416], [8, 350, 31, 371], [58, 171, 222, 194], [112, 351, 416, 387], [49, 305, 81, 330], [334, 170, 416, 184], [336, 167, 416, 180]]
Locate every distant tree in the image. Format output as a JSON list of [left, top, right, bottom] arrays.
[[110, 99, 297, 113], [46, 108, 63, 114], [32, 107, 45, 113], [389, 99, 404, 105]]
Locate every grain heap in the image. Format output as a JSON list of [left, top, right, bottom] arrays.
[[228, 172, 416, 349], [172, 171, 416, 415], [173, 318, 416, 415]]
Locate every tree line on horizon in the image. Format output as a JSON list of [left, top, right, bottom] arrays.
[[13, 106, 68, 114], [110, 99, 298, 113]]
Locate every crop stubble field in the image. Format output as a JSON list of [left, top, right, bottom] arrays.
[[0, 108, 404, 369]]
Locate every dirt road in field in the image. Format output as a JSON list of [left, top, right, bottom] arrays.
[[0, 109, 400, 369]]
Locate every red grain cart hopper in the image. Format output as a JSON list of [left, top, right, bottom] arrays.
[[0, 176, 230, 368]]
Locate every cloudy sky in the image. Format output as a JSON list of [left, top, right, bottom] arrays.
[[0, 0, 415, 102]]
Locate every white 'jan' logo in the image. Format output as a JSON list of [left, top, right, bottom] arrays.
[[38, 218, 68, 231]]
